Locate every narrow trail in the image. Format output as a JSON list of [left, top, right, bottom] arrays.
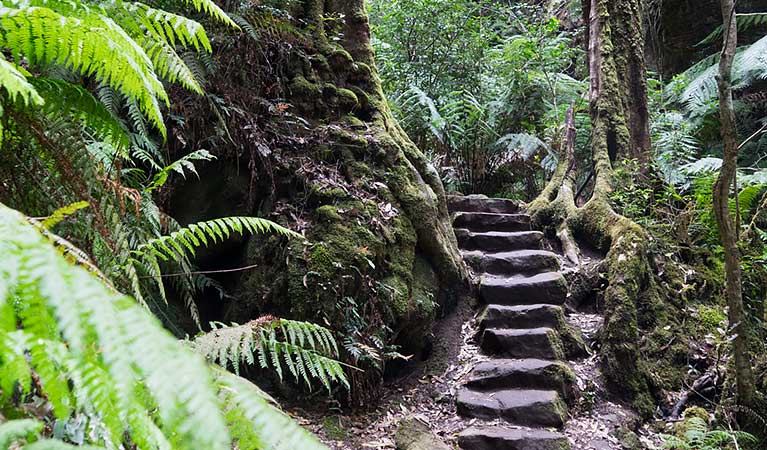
[[450, 195, 577, 449], [295, 195, 656, 450]]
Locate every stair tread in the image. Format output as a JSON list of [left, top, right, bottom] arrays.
[[482, 271, 564, 284], [481, 327, 564, 359], [467, 359, 575, 400], [453, 212, 531, 232], [480, 303, 564, 329], [448, 195, 522, 214], [458, 426, 569, 450], [480, 272, 567, 305], [456, 230, 544, 252], [456, 388, 566, 427]]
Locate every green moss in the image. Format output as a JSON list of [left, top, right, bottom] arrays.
[[696, 305, 726, 329], [309, 243, 338, 279], [342, 114, 366, 129], [310, 54, 330, 73], [336, 88, 359, 109], [289, 75, 321, 96], [316, 205, 341, 221], [321, 416, 347, 441], [328, 48, 354, 69]]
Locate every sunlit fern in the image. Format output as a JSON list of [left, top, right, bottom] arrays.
[[0, 0, 236, 136], [192, 318, 350, 392], [126, 216, 301, 325], [0, 203, 327, 450]]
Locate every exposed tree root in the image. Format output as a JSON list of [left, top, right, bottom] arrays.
[[529, 111, 657, 416]]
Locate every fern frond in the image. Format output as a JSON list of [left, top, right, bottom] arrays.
[[192, 318, 350, 391], [215, 368, 329, 450], [30, 78, 130, 151], [145, 149, 215, 192], [0, 419, 43, 449], [700, 13, 767, 45], [133, 216, 300, 262], [495, 132, 548, 161], [0, 4, 169, 136], [0, 54, 43, 106], [0, 203, 233, 450], [40, 201, 90, 229]]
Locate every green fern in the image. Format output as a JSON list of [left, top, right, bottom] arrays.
[[126, 216, 300, 324], [0, 0, 236, 136], [0, 203, 329, 450], [673, 33, 767, 118], [0, 55, 42, 107], [39, 201, 90, 229], [145, 149, 216, 192], [661, 417, 758, 450], [192, 318, 350, 391]]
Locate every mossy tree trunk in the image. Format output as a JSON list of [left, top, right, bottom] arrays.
[[529, 0, 656, 416], [714, 0, 756, 420], [168, 0, 469, 401]]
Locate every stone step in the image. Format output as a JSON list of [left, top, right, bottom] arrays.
[[479, 272, 566, 305], [456, 388, 567, 427], [458, 427, 570, 450], [478, 303, 564, 330], [455, 230, 543, 252], [480, 327, 565, 360], [465, 359, 575, 402], [447, 195, 521, 214], [463, 250, 559, 275], [453, 212, 531, 232]]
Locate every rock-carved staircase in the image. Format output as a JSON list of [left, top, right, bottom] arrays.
[[449, 195, 576, 450]]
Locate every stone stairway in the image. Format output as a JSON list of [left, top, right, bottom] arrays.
[[448, 195, 576, 450]]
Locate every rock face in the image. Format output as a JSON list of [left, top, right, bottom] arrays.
[[448, 195, 583, 450], [394, 417, 451, 450]]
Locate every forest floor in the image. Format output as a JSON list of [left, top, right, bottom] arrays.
[[288, 255, 670, 449]]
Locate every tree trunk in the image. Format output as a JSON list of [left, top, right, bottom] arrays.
[[529, 0, 656, 416], [166, 0, 469, 401], [714, 0, 756, 418], [583, 0, 651, 167]]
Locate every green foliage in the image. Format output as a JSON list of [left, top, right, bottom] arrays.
[[373, 1, 586, 196], [192, 318, 349, 391], [40, 201, 90, 230], [126, 215, 301, 324], [0, 0, 235, 136], [0, 203, 328, 450], [661, 417, 758, 450]]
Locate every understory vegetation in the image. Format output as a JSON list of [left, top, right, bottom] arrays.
[[1, 0, 766, 448], [371, 0, 767, 445]]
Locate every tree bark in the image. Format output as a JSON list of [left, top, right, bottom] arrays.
[[714, 0, 756, 417], [529, 0, 656, 416], [583, 0, 651, 167], [167, 0, 469, 400]]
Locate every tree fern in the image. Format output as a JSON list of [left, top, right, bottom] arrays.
[[673, 34, 767, 118], [0, 203, 329, 449], [192, 318, 350, 391]]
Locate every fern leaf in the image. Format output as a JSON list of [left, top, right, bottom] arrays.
[[40, 201, 90, 229], [0, 54, 43, 106], [215, 369, 329, 450], [0, 419, 43, 450]]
